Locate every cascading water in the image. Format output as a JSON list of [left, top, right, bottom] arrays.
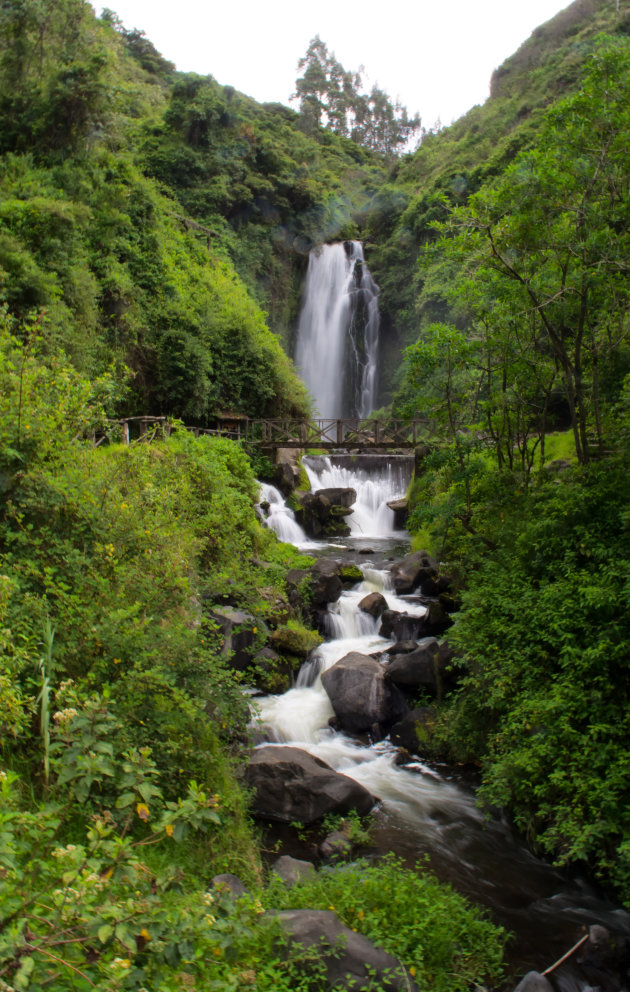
[[257, 482, 316, 549], [303, 453, 411, 541], [294, 242, 380, 418]]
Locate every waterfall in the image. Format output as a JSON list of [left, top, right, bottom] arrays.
[[294, 242, 380, 418], [257, 482, 314, 547], [303, 454, 411, 539]]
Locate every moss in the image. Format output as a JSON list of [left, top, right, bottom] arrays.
[[270, 620, 323, 658], [339, 563, 363, 585]]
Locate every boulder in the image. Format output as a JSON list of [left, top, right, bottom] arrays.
[[387, 497, 409, 529], [271, 855, 316, 888], [297, 489, 357, 538], [276, 909, 418, 991], [310, 558, 343, 605], [387, 640, 419, 656], [390, 707, 437, 753], [385, 637, 441, 691], [319, 830, 353, 862], [419, 601, 453, 637], [358, 591, 388, 618], [379, 610, 428, 642], [245, 745, 376, 823], [321, 652, 408, 734], [389, 550, 438, 595]]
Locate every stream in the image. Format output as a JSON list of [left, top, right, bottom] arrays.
[[253, 239, 630, 989], [255, 453, 630, 987]]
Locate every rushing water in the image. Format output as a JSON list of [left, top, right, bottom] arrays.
[[294, 242, 380, 418]]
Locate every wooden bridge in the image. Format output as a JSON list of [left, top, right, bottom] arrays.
[[115, 417, 426, 451]]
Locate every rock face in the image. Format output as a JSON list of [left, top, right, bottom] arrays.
[[296, 488, 357, 537], [321, 652, 408, 734], [271, 855, 316, 887], [379, 610, 428, 642], [512, 973, 554, 992], [276, 909, 418, 991], [386, 497, 409, 529], [245, 746, 376, 823]]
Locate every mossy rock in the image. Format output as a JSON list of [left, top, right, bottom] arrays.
[[340, 564, 363, 586], [270, 622, 323, 658]]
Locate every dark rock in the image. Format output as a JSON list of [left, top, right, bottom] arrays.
[[358, 547, 375, 554], [385, 637, 441, 691], [276, 909, 418, 991], [207, 607, 259, 671], [390, 708, 437, 753], [379, 610, 428, 642], [310, 558, 343, 606], [211, 873, 249, 897], [297, 489, 356, 538], [271, 855, 316, 887], [387, 497, 409, 529], [275, 460, 299, 496], [285, 568, 310, 609], [420, 601, 453, 637], [389, 550, 438, 595], [321, 652, 408, 734], [358, 591, 388, 618], [387, 640, 419, 656], [245, 745, 376, 823], [512, 973, 554, 992], [438, 590, 462, 613]]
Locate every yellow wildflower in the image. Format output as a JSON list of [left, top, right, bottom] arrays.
[[136, 802, 149, 821], [165, 823, 174, 837]]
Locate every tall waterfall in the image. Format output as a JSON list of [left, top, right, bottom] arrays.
[[294, 242, 380, 418]]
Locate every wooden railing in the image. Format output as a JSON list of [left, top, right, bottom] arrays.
[[113, 417, 426, 450]]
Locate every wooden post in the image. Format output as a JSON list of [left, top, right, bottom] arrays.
[[121, 420, 130, 445], [336, 420, 343, 445], [374, 419, 380, 444]]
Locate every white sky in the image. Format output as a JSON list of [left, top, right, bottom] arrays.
[[97, 0, 571, 128]]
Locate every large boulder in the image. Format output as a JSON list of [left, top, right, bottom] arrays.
[[358, 591, 388, 618], [310, 558, 343, 605], [276, 909, 418, 991], [385, 637, 442, 691], [245, 746, 376, 823], [512, 973, 554, 992], [389, 550, 438, 595], [296, 489, 357, 538], [321, 652, 408, 734], [379, 610, 428, 642], [271, 855, 316, 888]]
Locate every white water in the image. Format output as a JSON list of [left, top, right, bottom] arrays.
[[257, 482, 319, 549], [303, 455, 410, 539], [294, 242, 380, 418]]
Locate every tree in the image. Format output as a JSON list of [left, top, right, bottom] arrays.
[[293, 37, 421, 156], [435, 39, 630, 464]]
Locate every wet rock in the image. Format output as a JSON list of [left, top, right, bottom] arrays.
[[419, 601, 453, 637], [340, 563, 363, 585], [271, 855, 316, 887], [379, 610, 428, 642], [390, 707, 438, 753], [296, 489, 356, 538], [310, 558, 343, 605], [389, 550, 438, 594], [246, 745, 376, 823], [385, 637, 442, 691], [321, 652, 408, 734], [276, 909, 418, 991], [387, 640, 419, 656], [358, 591, 388, 618], [387, 497, 409, 529]]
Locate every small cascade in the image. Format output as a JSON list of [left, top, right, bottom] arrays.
[[257, 482, 314, 547], [294, 242, 380, 418], [303, 454, 412, 540]]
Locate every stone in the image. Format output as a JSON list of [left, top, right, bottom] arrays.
[[309, 558, 343, 606], [321, 652, 408, 734], [296, 489, 357, 538], [379, 610, 429, 642], [319, 830, 353, 862], [390, 707, 437, 753], [389, 550, 438, 595], [387, 640, 419, 655], [276, 909, 418, 991], [420, 601, 453, 636], [245, 745, 376, 823], [387, 497, 409, 529], [211, 873, 249, 897], [358, 591, 388, 618], [271, 855, 316, 887]]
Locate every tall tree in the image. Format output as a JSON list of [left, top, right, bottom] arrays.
[[293, 36, 421, 156]]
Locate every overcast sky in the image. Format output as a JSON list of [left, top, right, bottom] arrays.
[[97, 0, 571, 128]]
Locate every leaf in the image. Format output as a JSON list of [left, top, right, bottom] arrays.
[[98, 923, 114, 944], [115, 791, 137, 809]]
